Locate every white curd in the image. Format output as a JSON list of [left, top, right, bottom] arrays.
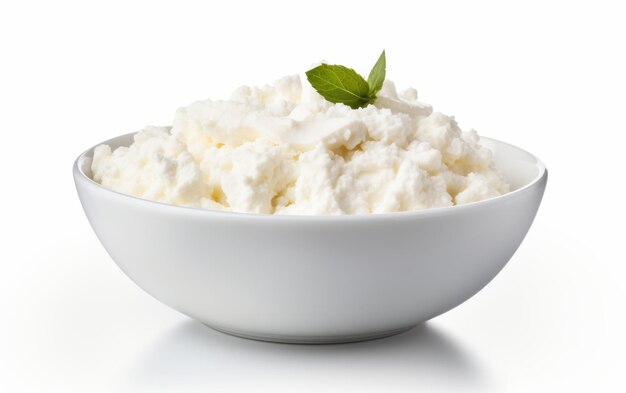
[[91, 75, 509, 214]]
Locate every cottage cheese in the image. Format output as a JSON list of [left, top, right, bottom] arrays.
[[91, 75, 509, 214]]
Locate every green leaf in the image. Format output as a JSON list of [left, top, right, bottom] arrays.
[[367, 50, 386, 97], [305, 64, 372, 109]]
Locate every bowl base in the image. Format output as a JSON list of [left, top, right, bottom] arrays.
[[205, 323, 420, 344]]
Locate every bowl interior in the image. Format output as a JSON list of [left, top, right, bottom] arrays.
[[481, 138, 544, 191]]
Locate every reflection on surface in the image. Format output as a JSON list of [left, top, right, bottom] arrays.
[[127, 320, 489, 391]]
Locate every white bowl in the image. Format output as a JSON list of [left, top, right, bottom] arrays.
[[74, 133, 547, 344]]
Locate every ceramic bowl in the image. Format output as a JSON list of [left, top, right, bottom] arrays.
[[74, 133, 547, 343]]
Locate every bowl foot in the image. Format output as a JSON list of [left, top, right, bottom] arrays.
[[204, 323, 420, 344]]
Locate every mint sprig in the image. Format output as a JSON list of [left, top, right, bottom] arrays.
[[305, 50, 386, 109]]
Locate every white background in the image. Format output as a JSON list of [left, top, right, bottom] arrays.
[[1, 0, 625, 392]]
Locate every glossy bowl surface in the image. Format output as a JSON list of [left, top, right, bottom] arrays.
[[74, 133, 547, 343]]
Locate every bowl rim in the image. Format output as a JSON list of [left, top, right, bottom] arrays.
[[74, 133, 547, 221]]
